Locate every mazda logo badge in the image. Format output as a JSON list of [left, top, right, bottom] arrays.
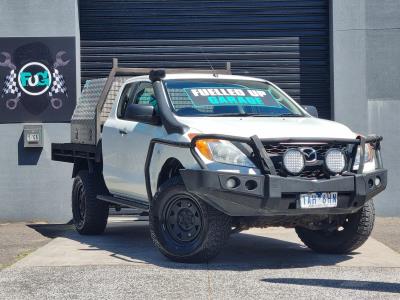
[[300, 147, 317, 162]]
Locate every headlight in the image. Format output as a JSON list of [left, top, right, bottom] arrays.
[[353, 144, 376, 173], [325, 149, 346, 174], [194, 139, 255, 167], [283, 149, 305, 175]]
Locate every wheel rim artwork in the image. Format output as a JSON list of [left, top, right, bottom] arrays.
[[163, 195, 203, 243]]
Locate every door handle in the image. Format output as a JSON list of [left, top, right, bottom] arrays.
[[119, 129, 128, 135]]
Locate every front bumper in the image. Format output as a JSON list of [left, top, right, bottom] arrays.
[[180, 169, 387, 216]]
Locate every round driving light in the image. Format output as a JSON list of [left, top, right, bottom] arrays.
[[375, 176, 381, 186], [325, 149, 346, 174], [283, 149, 305, 175], [226, 177, 240, 189]]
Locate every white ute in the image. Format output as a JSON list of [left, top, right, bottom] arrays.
[[53, 60, 387, 262]]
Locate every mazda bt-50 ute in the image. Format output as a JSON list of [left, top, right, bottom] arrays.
[[52, 59, 387, 262]]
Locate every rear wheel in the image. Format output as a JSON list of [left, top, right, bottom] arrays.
[[149, 177, 231, 263], [72, 170, 109, 235], [295, 200, 375, 253]]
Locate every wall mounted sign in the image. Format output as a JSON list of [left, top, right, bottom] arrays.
[[0, 37, 76, 123], [23, 124, 43, 148]]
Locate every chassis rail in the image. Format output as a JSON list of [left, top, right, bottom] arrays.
[[52, 143, 100, 163]]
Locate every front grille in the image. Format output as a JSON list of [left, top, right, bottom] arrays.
[[264, 143, 348, 157], [297, 165, 326, 179], [263, 143, 351, 179]]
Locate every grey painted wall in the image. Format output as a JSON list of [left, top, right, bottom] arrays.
[[0, 124, 73, 222], [0, 0, 79, 222], [332, 0, 400, 216]]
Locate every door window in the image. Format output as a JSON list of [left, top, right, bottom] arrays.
[[134, 82, 158, 111], [117, 82, 137, 119], [118, 82, 158, 119]]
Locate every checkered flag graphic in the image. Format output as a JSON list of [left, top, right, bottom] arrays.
[[49, 68, 68, 97], [1, 69, 21, 98]]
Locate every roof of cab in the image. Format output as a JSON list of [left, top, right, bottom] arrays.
[[164, 73, 266, 82], [125, 73, 267, 83]]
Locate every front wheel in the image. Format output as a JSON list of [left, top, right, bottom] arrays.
[[295, 200, 375, 254], [149, 177, 231, 263]]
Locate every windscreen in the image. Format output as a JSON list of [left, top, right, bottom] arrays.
[[164, 79, 304, 117]]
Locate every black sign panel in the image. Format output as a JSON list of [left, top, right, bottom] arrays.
[[0, 37, 76, 123]]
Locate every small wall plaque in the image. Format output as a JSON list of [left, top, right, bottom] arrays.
[[23, 125, 43, 148]]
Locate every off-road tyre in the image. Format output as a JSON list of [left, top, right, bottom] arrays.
[[149, 177, 231, 263], [72, 170, 109, 235], [295, 200, 375, 254]]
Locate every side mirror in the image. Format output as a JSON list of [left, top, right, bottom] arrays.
[[302, 105, 318, 118], [124, 103, 161, 125]]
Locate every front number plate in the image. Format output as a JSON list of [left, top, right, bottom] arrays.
[[299, 192, 338, 209]]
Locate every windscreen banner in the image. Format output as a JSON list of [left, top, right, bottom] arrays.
[[184, 87, 281, 107], [0, 37, 76, 123]]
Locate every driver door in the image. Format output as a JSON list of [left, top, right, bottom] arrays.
[[103, 81, 163, 201]]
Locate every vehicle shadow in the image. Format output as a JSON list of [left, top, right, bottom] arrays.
[[261, 278, 400, 294], [28, 218, 356, 271]]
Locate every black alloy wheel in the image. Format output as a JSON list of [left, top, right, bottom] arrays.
[[71, 170, 109, 235], [149, 177, 231, 263], [295, 200, 375, 254], [73, 181, 86, 230], [164, 195, 203, 243]]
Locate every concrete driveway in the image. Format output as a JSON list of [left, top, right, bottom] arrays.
[[1, 217, 400, 299]]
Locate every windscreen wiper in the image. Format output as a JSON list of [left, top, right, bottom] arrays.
[[212, 112, 302, 117], [244, 113, 302, 117], [275, 113, 302, 117], [212, 112, 260, 117]]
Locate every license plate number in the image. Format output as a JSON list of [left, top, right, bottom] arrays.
[[299, 192, 338, 209], [27, 133, 40, 143]]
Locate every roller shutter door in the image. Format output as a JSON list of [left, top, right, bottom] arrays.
[[79, 0, 331, 119]]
